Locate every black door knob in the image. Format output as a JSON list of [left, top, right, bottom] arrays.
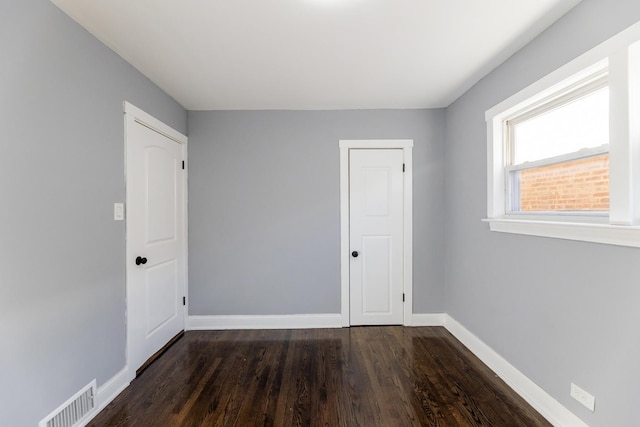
[[136, 256, 148, 265], [352, 251, 359, 258]]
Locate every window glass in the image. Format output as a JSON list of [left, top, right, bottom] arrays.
[[512, 87, 609, 164], [507, 83, 609, 214], [510, 154, 609, 212]]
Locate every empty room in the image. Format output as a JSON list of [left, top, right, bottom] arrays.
[[3, 0, 640, 426]]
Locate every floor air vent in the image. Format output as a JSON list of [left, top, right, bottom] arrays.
[[39, 380, 97, 427]]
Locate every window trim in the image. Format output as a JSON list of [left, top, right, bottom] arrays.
[[482, 218, 640, 248], [505, 72, 608, 130], [485, 20, 640, 247], [505, 145, 609, 174]]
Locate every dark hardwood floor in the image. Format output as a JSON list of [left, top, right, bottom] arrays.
[[89, 327, 550, 427]]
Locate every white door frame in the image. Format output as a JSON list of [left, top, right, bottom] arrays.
[[123, 101, 188, 381], [339, 139, 413, 327]]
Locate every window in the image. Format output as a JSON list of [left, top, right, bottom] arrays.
[[485, 22, 640, 247], [505, 73, 609, 216]]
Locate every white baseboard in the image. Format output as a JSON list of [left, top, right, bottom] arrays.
[[408, 313, 446, 326], [188, 313, 344, 330], [95, 367, 130, 415], [442, 315, 588, 427], [80, 366, 129, 426]]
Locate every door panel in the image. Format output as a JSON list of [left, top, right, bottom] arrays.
[[361, 236, 391, 313], [350, 149, 403, 325], [145, 146, 177, 244], [145, 259, 178, 336], [126, 113, 186, 374]]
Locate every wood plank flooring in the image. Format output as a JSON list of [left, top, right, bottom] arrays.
[[89, 327, 551, 427]]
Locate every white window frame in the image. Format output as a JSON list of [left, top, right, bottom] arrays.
[[504, 72, 610, 217], [484, 21, 640, 247]]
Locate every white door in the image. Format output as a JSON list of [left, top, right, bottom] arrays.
[[125, 104, 187, 375], [349, 149, 404, 325]]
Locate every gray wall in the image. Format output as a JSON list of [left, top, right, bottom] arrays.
[[188, 110, 445, 315], [444, 1, 640, 426], [0, 1, 186, 426]]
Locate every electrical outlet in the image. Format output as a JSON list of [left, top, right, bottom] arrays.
[[114, 203, 125, 221], [570, 383, 595, 412]]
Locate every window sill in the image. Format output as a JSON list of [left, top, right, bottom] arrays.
[[483, 218, 640, 248]]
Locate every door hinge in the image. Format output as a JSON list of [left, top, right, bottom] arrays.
[[403, 293, 405, 302], [182, 296, 186, 306], [182, 160, 185, 170], [402, 163, 405, 172]]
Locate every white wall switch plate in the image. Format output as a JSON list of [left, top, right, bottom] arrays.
[[571, 382, 595, 412], [114, 203, 125, 221]]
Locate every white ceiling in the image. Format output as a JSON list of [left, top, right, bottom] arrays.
[[51, 0, 581, 110]]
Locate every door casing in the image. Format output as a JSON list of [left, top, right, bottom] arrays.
[[124, 101, 188, 381], [339, 139, 413, 327]]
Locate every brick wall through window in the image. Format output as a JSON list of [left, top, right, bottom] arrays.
[[518, 154, 609, 211]]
